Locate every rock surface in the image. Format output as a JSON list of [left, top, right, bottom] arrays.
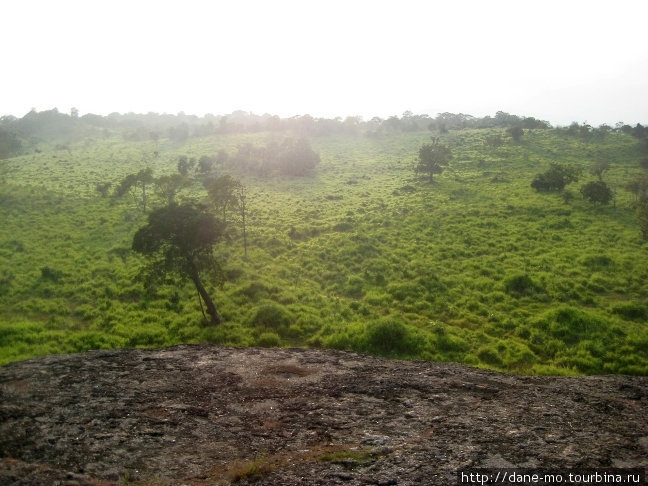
[[1, 345, 647, 485]]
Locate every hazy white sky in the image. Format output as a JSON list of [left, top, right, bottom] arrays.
[[2, 0, 647, 125]]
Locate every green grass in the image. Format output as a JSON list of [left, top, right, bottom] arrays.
[[1, 128, 647, 374]]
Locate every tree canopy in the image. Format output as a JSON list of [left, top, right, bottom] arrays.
[[114, 167, 154, 212], [580, 180, 613, 205], [132, 203, 225, 325], [531, 163, 581, 192], [416, 141, 452, 182], [205, 174, 241, 224]]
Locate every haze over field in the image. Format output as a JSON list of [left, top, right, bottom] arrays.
[[2, 0, 647, 125]]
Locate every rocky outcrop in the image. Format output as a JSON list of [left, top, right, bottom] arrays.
[[1, 345, 647, 485]]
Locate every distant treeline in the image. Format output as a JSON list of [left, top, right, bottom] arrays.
[[1, 107, 647, 159]]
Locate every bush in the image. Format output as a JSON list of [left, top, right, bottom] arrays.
[[535, 306, 605, 345], [477, 345, 503, 366], [257, 332, 281, 347], [580, 180, 612, 204], [504, 274, 538, 297], [611, 303, 648, 321], [235, 282, 271, 301], [66, 331, 125, 353], [580, 254, 614, 269], [248, 302, 293, 330], [342, 275, 365, 298], [0, 271, 12, 296], [362, 318, 425, 357], [40, 266, 63, 282]]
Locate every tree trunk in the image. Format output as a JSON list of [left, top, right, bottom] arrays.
[[142, 181, 148, 213], [188, 263, 222, 325], [241, 201, 248, 258]]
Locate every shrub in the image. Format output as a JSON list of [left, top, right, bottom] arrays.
[[248, 302, 293, 330], [580, 254, 614, 269], [477, 346, 503, 366], [236, 282, 271, 301], [363, 318, 425, 357], [40, 266, 63, 282], [386, 281, 425, 302], [333, 221, 355, 232], [504, 274, 538, 297], [257, 332, 281, 347], [0, 271, 12, 296], [535, 306, 605, 345], [66, 331, 125, 353], [430, 323, 470, 354], [342, 275, 365, 298], [611, 302, 648, 321]]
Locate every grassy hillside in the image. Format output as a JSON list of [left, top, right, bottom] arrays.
[[1, 128, 647, 374]]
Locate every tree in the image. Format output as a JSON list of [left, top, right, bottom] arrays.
[[416, 141, 452, 183], [95, 182, 112, 197], [589, 160, 610, 181], [132, 203, 225, 325], [636, 197, 648, 241], [276, 137, 320, 176], [625, 174, 648, 201], [154, 173, 191, 205], [177, 155, 195, 177], [205, 174, 241, 225], [234, 183, 249, 258], [0, 128, 22, 159], [485, 133, 504, 149], [114, 167, 154, 212], [197, 155, 215, 175], [506, 125, 524, 142], [168, 123, 189, 143], [580, 180, 613, 205], [531, 163, 581, 192]]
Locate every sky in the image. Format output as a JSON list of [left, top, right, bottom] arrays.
[[2, 0, 647, 126]]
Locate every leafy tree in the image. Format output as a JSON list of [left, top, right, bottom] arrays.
[[197, 155, 215, 175], [485, 134, 504, 149], [595, 124, 612, 138], [636, 197, 648, 241], [506, 125, 524, 142], [579, 123, 593, 140], [154, 174, 191, 205], [276, 137, 320, 176], [562, 189, 575, 204], [132, 203, 225, 325], [521, 117, 551, 129], [589, 160, 610, 181], [580, 180, 613, 205], [235, 182, 249, 258], [168, 123, 189, 143], [416, 140, 452, 183], [224, 138, 320, 177], [114, 167, 155, 212], [177, 155, 197, 177], [0, 128, 22, 159], [95, 182, 112, 197], [631, 123, 648, 140], [531, 163, 581, 192], [625, 174, 648, 201], [206, 174, 241, 225]]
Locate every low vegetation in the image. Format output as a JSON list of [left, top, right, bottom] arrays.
[[1, 110, 648, 375]]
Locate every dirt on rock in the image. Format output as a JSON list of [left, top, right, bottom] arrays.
[[1, 345, 647, 485]]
